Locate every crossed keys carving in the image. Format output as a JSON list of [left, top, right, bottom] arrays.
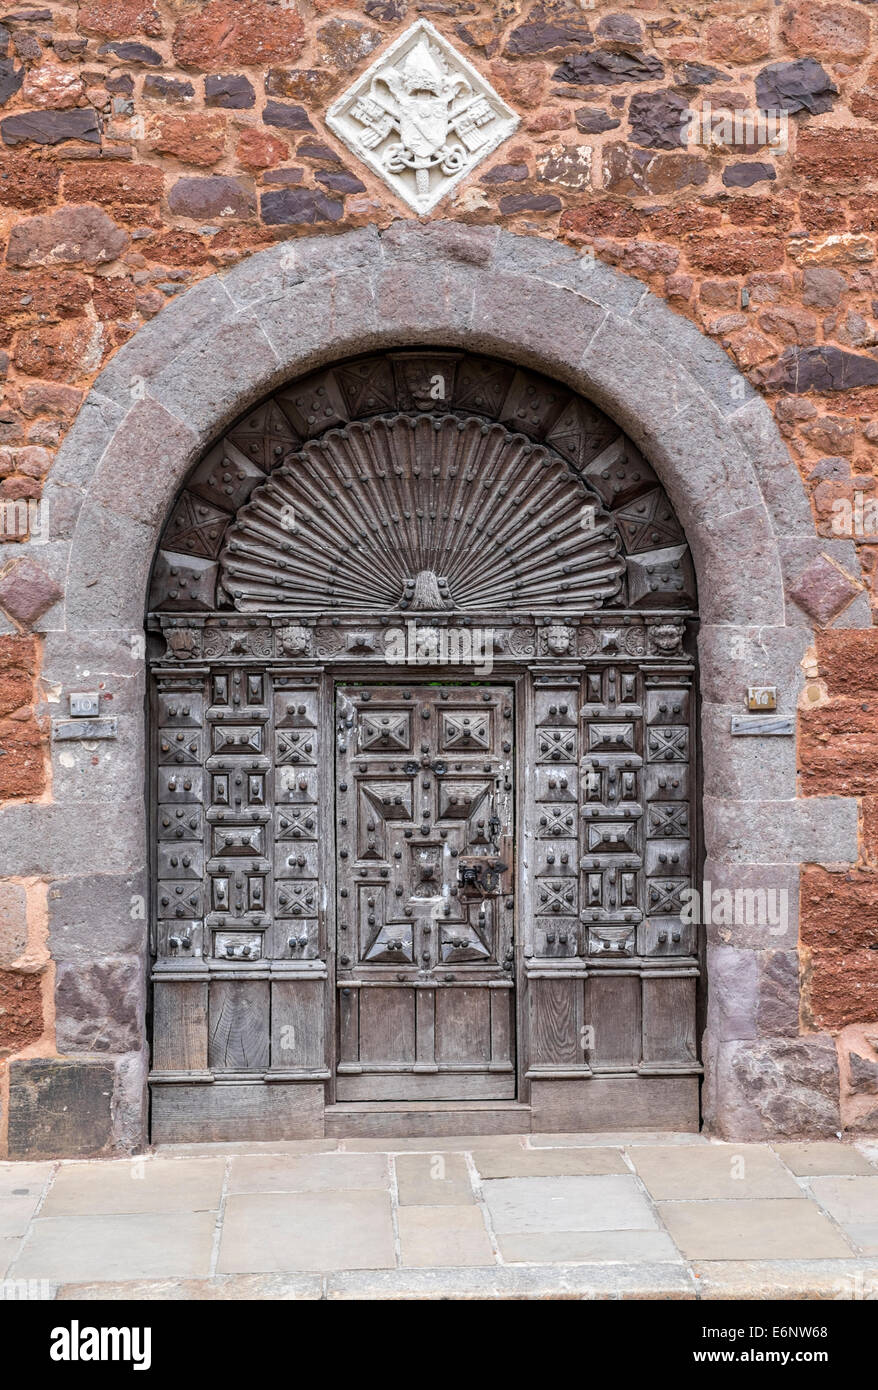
[[348, 37, 499, 201]]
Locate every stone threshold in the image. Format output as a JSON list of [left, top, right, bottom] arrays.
[[44, 1260, 878, 1301]]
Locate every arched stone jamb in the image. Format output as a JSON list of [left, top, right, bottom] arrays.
[[2, 220, 865, 1148]]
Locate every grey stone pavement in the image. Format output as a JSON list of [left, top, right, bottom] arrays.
[[2, 1132, 878, 1300]]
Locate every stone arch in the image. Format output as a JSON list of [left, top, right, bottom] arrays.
[[23, 220, 863, 1146]]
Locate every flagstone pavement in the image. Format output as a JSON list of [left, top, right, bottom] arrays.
[[2, 1132, 878, 1300]]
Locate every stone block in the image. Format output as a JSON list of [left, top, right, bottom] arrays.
[[381, 219, 499, 269], [689, 505, 786, 625], [579, 318, 762, 522], [149, 313, 280, 441], [50, 390, 125, 493], [376, 263, 477, 342], [470, 269, 605, 374], [0, 881, 27, 964], [168, 175, 256, 221], [697, 624, 810, 709], [702, 796, 858, 865], [7, 1058, 117, 1158], [65, 502, 154, 632], [784, 548, 862, 627], [50, 715, 144, 808], [89, 397, 199, 528], [256, 272, 379, 373], [701, 700, 797, 800], [40, 630, 145, 719], [93, 277, 237, 410], [55, 956, 144, 1053], [729, 396, 816, 537], [706, 945, 759, 1041], [5, 203, 124, 267], [0, 804, 146, 877], [631, 293, 758, 416], [0, 556, 62, 626], [48, 871, 147, 964], [712, 1035, 841, 1139], [0, 968, 43, 1053]]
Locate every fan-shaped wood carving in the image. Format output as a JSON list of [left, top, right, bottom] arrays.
[[218, 415, 625, 613]]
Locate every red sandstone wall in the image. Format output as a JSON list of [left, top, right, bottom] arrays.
[[2, 0, 878, 1132]]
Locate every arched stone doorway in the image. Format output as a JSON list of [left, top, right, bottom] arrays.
[[30, 221, 853, 1152], [146, 348, 700, 1140]]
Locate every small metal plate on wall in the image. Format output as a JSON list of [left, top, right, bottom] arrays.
[[52, 717, 117, 741], [70, 691, 100, 717], [730, 715, 794, 736]]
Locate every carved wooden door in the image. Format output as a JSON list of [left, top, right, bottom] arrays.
[[335, 684, 515, 1100], [148, 348, 703, 1141]]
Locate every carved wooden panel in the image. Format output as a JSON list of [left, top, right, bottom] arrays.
[[150, 666, 327, 1084], [148, 351, 696, 618], [219, 415, 625, 615], [335, 684, 515, 1100], [525, 654, 697, 1081]]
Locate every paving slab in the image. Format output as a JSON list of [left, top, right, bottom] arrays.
[[529, 1132, 708, 1147], [57, 1274, 325, 1300], [0, 1192, 45, 1239], [473, 1148, 627, 1179], [631, 1144, 804, 1200], [773, 1142, 875, 1177], [218, 1190, 395, 1273], [496, 1229, 681, 1264], [228, 1152, 388, 1194], [40, 1157, 225, 1217], [13, 1212, 217, 1282], [395, 1152, 475, 1206], [338, 1134, 527, 1153], [0, 1162, 52, 1238], [0, 1163, 55, 1197], [0, 1237, 22, 1277], [658, 1200, 854, 1261], [398, 1205, 494, 1267], [325, 1263, 696, 1299], [6, 1133, 878, 1297], [482, 1174, 659, 1235], [153, 1140, 339, 1157], [809, 1176, 878, 1253], [692, 1259, 878, 1300]]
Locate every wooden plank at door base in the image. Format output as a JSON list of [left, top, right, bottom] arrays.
[[325, 1100, 530, 1139], [151, 980, 208, 1073], [529, 1076, 700, 1133], [337, 1072, 516, 1102], [150, 1081, 325, 1143]]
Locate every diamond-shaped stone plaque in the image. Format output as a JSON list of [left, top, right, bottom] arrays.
[[325, 19, 520, 215]]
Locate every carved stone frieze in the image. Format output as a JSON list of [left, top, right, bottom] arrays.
[[155, 614, 691, 666]]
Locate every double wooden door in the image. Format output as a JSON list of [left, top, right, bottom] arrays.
[[335, 684, 516, 1100]]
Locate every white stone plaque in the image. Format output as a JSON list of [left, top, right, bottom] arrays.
[[325, 19, 520, 215]]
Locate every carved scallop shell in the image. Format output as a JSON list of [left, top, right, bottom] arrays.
[[218, 415, 625, 613]]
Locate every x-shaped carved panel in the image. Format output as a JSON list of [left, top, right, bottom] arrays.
[[647, 727, 688, 761]]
